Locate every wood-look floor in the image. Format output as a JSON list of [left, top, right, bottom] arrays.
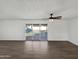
[[0, 41, 78, 59]]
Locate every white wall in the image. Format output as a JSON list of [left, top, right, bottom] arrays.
[[67, 18, 78, 45], [0, 20, 25, 40], [48, 20, 68, 41], [0, 19, 68, 41]]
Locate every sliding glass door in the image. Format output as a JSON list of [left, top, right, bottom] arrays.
[[25, 24, 47, 41]]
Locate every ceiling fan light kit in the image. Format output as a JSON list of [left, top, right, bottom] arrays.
[[48, 12, 62, 22], [49, 19, 54, 22]]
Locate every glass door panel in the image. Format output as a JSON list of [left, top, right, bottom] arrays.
[[40, 24, 47, 41], [25, 24, 33, 41], [32, 24, 40, 41]]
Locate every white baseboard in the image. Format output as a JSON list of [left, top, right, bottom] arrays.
[[0, 39, 26, 41], [48, 39, 67, 41], [68, 40, 78, 45]]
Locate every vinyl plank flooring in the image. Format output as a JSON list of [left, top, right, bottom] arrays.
[[0, 41, 78, 59]]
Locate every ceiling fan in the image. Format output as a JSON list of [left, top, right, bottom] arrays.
[[39, 11, 62, 22], [48, 12, 62, 22]]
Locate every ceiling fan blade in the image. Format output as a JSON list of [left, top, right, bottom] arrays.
[[52, 16, 62, 19]]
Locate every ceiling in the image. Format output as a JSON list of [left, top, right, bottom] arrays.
[[0, 0, 78, 20]]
